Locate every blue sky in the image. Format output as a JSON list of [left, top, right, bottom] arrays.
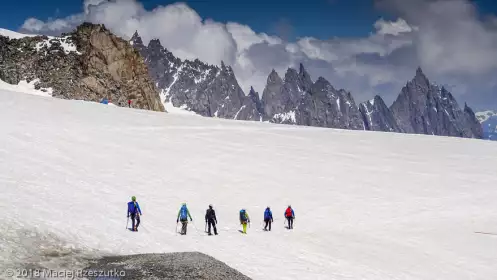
[[1, 0, 384, 40], [2, 0, 497, 39]]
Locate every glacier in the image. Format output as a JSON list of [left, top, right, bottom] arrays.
[[0, 88, 497, 280]]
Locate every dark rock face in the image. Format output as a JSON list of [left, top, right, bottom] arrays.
[[0, 23, 164, 111], [131, 33, 245, 118], [390, 68, 482, 138], [360, 95, 401, 132], [261, 69, 286, 122], [260, 64, 364, 129], [463, 104, 484, 139], [235, 86, 263, 121], [296, 77, 364, 129], [85, 252, 252, 280]]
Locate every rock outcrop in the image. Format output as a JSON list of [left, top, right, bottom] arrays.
[[390, 68, 482, 138], [130, 33, 245, 118], [359, 95, 401, 132], [86, 252, 252, 280], [235, 86, 263, 121], [0, 23, 164, 111]]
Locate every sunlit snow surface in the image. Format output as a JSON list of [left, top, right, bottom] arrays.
[[0, 28, 37, 39], [1, 89, 497, 280], [0, 79, 52, 97]]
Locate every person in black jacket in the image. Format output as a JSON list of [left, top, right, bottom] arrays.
[[205, 204, 218, 235]]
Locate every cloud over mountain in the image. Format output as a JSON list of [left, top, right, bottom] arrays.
[[20, 0, 497, 110]]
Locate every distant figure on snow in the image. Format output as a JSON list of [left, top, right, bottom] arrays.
[[127, 196, 142, 231], [284, 205, 295, 229], [205, 204, 218, 236], [177, 203, 193, 235], [264, 206, 273, 231], [127, 99, 132, 108], [239, 209, 250, 234]]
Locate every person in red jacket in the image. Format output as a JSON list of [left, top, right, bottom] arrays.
[[127, 99, 132, 108], [284, 205, 295, 229]]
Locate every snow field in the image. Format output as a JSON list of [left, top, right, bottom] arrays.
[[0, 89, 497, 280]]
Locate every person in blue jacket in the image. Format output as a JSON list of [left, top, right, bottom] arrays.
[[127, 196, 142, 231], [263, 206, 273, 231], [177, 203, 193, 235]]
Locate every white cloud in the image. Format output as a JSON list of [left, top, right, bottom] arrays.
[[17, 0, 497, 110], [374, 18, 415, 36]]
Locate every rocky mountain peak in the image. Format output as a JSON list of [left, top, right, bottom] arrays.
[[390, 68, 481, 138], [412, 66, 430, 89], [312, 77, 335, 96], [0, 22, 164, 112], [284, 67, 299, 82], [360, 95, 401, 132], [298, 63, 313, 91], [267, 69, 283, 85], [299, 63, 306, 75], [130, 31, 142, 44], [249, 86, 257, 97], [148, 38, 163, 50]]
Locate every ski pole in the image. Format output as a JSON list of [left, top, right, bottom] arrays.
[[175, 222, 178, 235], [205, 221, 207, 233], [126, 217, 129, 230]]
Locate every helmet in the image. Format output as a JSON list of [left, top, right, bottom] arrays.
[[288, 205, 291, 208], [182, 202, 187, 206], [131, 196, 136, 201], [209, 204, 213, 208]]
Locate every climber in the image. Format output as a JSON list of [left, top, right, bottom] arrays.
[[177, 203, 193, 235], [127, 196, 142, 231]]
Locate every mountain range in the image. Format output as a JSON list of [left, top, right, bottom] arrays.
[[0, 23, 484, 139], [130, 31, 482, 139]]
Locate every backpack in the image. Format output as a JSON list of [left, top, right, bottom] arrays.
[[264, 209, 272, 220], [180, 205, 188, 220], [285, 207, 293, 218], [240, 210, 247, 222], [206, 209, 215, 220], [128, 202, 137, 214]]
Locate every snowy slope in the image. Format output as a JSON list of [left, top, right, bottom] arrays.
[[0, 79, 53, 97], [1, 89, 497, 280], [0, 28, 36, 39]]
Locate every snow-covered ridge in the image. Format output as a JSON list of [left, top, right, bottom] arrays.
[[1, 27, 81, 55], [0, 78, 52, 97], [0, 28, 37, 39], [476, 110, 497, 123]]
